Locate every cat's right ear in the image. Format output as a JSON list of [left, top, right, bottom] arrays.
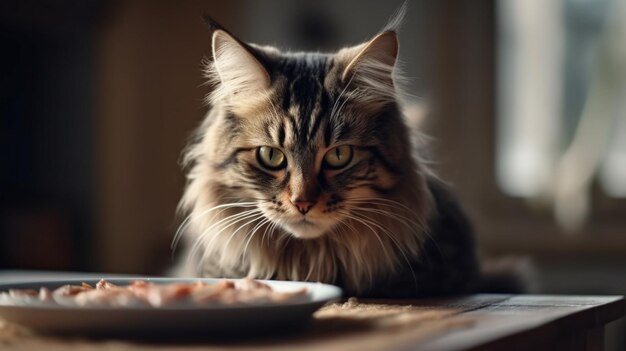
[[210, 29, 271, 100]]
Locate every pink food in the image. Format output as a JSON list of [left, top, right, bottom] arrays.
[[0, 278, 307, 308]]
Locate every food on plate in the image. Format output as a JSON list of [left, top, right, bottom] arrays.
[[0, 278, 308, 308]]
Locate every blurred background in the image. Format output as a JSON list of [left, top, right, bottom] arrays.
[[1, 0, 625, 348]]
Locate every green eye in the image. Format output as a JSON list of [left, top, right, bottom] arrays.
[[257, 146, 286, 170], [324, 145, 353, 169]]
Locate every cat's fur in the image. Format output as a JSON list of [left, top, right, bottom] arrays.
[[172, 14, 482, 297]]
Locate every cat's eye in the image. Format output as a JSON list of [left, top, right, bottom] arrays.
[[257, 146, 286, 170], [324, 145, 353, 169]]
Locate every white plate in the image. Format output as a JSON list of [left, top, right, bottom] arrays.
[[0, 278, 342, 335]]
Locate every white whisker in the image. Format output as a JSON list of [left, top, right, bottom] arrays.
[[346, 197, 428, 229], [346, 205, 420, 232], [330, 73, 356, 122], [346, 209, 419, 293], [171, 202, 258, 253], [217, 215, 265, 267], [336, 210, 393, 266], [332, 88, 361, 122], [189, 209, 262, 268], [242, 218, 271, 259], [188, 210, 256, 260]]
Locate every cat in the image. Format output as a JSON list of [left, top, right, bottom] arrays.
[[171, 11, 488, 298]]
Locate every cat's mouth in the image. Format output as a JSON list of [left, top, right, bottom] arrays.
[[283, 218, 327, 239], [294, 218, 314, 226]]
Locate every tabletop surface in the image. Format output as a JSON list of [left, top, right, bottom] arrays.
[[0, 271, 624, 351]]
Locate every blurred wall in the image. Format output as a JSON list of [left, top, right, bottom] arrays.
[[95, 0, 238, 273], [0, 0, 100, 270]]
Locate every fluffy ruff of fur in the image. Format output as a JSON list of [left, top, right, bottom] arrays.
[[174, 137, 434, 294]]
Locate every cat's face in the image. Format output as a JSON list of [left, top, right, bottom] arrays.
[[228, 100, 396, 239], [206, 29, 409, 239]]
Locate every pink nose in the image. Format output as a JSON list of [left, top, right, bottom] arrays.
[[292, 200, 315, 215]]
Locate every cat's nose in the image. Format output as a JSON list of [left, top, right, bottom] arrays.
[[292, 200, 315, 215]]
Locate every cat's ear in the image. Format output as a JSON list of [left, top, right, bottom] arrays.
[[341, 31, 398, 83], [210, 29, 271, 99], [338, 31, 399, 109]]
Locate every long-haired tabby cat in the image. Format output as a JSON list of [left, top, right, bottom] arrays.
[[172, 11, 487, 298]]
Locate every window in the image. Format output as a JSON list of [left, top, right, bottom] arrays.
[[497, 0, 626, 231]]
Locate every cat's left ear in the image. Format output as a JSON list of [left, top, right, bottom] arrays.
[[202, 15, 271, 107], [341, 31, 398, 83], [211, 29, 271, 97], [338, 31, 399, 108]]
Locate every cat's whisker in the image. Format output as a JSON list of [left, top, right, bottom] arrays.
[[279, 220, 293, 251], [260, 219, 272, 249], [189, 209, 262, 267], [360, 204, 445, 268], [194, 208, 260, 248], [173, 203, 258, 251], [344, 209, 419, 293], [346, 197, 441, 256], [217, 215, 265, 267], [266, 97, 282, 122], [242, 218, 271, 260], [176, 205, 253, 254], [331, 219, 371, 283], [347, 197, 418, 215], [265, 225, 276, 247], [269, 219, 281, 237], [345, 198, 429, 230], [334, 212, 388, 289], [264, 219, 281, 246], [220, 196, 272, 203], [196, 212, 264, 272], [349, 209, 412, 254], [334, 215, 394, 270], [190, 212, 256, 269], [197, 210, 262, 252], [187, 208, 259, 263], [188, 214, 254, 269], [333, 216, 375, 278], [329, 73, 356, 122], [172, 202, 258, 253], [335, 210, 394, 269], [345, 204, 421, 232], [335, 216, 359, 235], [332, 88, 362, 122]]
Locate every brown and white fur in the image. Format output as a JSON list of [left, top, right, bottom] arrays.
[[172, 14, 482, 297]]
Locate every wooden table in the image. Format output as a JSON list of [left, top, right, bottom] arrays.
[[0, 294, 623, 351]]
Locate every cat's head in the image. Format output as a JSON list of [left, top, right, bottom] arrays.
[[196, 19, 417, 240]]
